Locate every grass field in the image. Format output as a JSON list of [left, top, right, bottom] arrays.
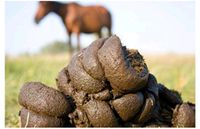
[[5, 53, 195, 127]]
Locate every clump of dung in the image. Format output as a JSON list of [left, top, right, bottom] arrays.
[[18, 35, 195, 127], [18, 82, 73, 127], [172, 103, 195, 127]]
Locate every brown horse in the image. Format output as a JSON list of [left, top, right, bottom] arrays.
[[34, 1, 112, 53]]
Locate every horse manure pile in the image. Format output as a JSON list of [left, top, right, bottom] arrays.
[[18, 35, 195, 127]]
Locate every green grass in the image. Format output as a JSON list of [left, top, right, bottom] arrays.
[[144, 53, 195, 103], [5, 53, 195, 127]]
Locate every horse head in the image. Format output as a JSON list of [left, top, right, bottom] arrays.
[[34, 1, 54, 24]]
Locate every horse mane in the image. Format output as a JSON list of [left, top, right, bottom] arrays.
[[49, 1, 80, 7], [68, 2, 80, 6]]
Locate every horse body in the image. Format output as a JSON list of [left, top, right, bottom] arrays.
[[67, 5, 111, 33], [35, 1, 112, 53]]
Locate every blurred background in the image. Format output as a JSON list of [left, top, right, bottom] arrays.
[[5, 0, 195, 127], [6, 1, 194, 55]]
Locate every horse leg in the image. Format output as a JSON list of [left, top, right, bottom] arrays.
[[68, 32, 72, 55], [108, 27, 112, 37], [97, 31, 102, 38], [77, 32, 81, 51]]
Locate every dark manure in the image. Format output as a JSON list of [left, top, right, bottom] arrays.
[[146, 73, 159, 99], [68, 107, 91, 127], [19, 107, 66, 127], [172, 103, 195, 127], [98, 35, 149, 93], [134, 92, 156, 124], [68, 50, 105, 94], [158, 83, 182, 107], [18, 35, 195, 127], [83, 100, 119, 127], [18, 82, 72, 117], [82, 37, 108, 80], [112, 92, 144, 122]]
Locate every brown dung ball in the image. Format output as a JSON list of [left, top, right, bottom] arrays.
[[18, 82, 72, 117], [112, 92, 144, 122], [98, 36, 149, 93], [172, 103, 195, 127], [83, 100, 119, 127], [68, 50, 106, 94], [19, 107, 66, 127]]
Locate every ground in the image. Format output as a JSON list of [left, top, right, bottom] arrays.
[[5, 53, 195, 127]]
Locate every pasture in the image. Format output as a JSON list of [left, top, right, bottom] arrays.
[[5, 53, 195, 127]]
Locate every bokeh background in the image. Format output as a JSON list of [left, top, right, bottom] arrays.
[[5, 0, 195, 127], [6, 1, 194, 54]]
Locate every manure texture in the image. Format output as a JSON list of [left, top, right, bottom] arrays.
[[18, 35, 195, 127]]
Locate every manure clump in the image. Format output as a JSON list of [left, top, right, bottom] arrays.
[[18, 35, 195, 127]]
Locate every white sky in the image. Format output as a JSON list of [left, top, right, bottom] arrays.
[[5, 0, 195, 55]]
